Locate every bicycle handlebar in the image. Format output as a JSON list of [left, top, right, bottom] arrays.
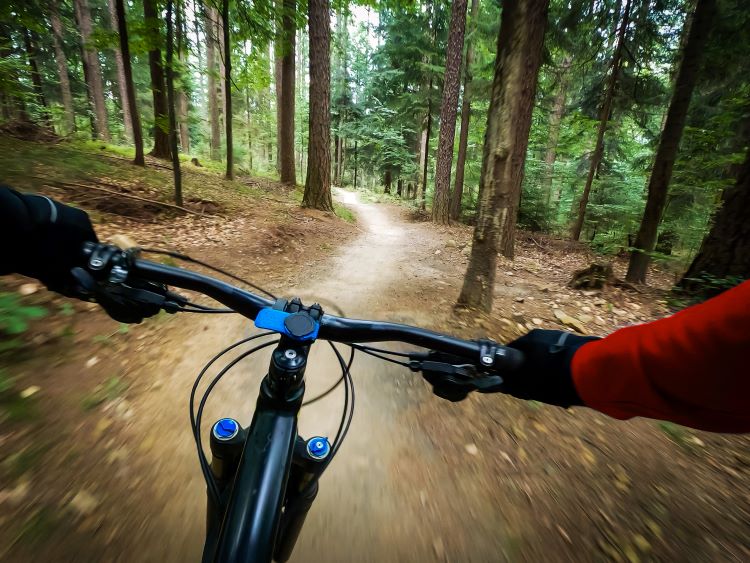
[[92, 250, 523, 372]]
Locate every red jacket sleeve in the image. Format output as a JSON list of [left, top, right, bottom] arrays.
[[571, 280, 750, 433]]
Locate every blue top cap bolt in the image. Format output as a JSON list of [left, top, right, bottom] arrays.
[[306, 436, 331, 459], [213, 418, 239, 441]]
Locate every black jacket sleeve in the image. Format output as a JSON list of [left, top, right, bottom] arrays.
[[0, 185, 98, 290]]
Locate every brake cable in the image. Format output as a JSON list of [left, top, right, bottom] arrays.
[[139, 247, 277, 300]]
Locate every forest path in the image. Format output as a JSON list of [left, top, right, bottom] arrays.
[[124, 189, 496, 562]]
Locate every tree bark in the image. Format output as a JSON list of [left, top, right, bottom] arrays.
[[114, 0, 145, 165], [679, 145, 750, 290], [277, 0, 296, 184], [302, 0, 333, 211], [353, 140, 358, 189], [457, 0, 549, 312], [216, 9, 226, 136], [193, 0, 204, 95], [333, 134, 340, 184], [541, 56, 571, 210], [205, 5, 222, 160], [450, 0, 479, 222], [176, 1, 191, 153], [166, 0, 183, 204], [222, 0, 233, 179], [274, 30, 283, 171], [108, 0, 133, 141], [23, 30, 52, 128], [432, 0, 469, 224], [384, 169, 392, 194], [144, 0, 171, 159], [50, 0, 76, 135], [420, 92, 432, 211], [626, 0, 716, 283], [73, 0, 110, 141], [570, 0, 631, 240]]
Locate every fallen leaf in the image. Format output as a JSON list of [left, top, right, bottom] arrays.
[[554, 310, 587, 334], [20, 386, 40, 399], [0, 480, 30, 506], [464, 443, 479, 456], [19, 283, 39, 296], [86, 357, 100, 368], [633, 534, 651, 552], [69, 490, 99, 517]]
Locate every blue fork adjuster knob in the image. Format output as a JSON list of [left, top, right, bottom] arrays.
[[306, 437, 331, 460], [212, 418, 240, 441]]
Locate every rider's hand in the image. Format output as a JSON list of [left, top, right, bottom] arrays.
[[503, 329, 599, 408], [1, 187, 98, 294]]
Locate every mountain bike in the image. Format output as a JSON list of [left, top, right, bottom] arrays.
[[76, 242, 524, 563]]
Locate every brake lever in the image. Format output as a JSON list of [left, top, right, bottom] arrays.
[[408, 358, 504, 402]]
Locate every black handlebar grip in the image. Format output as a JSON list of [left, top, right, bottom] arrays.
[[495, 347, 524, 371]]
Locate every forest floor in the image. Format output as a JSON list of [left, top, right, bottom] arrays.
[[1, 139, 749, 562]]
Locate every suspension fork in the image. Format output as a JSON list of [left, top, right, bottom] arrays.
[[203, 328, 327, 562]]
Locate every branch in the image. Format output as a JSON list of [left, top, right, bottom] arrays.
[[31, 177, 210, 217]]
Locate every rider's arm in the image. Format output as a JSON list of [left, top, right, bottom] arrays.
[[572, 280, 750, 433], [0, 185, 98, 292]]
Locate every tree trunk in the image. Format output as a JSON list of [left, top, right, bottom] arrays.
[[23, 30, 52, 128], [144, 0, 171, 159], [274, 30, 282, 172], [245, 68, 253, 170], [420, 93, 432, 211], [339, 138, 346, 185], [570, 0, 631, 240], [450, 0, 479, 222], [206, 5, 222, 160], [277, 0, 296, 184], [193, 0, 204, 95], [333, 134, 340, 184], [302, 0, 333, 211], [457, 0, 549, 312], [50, 0, 76, 135], [626, 0, 716, 283], [216, 10, 226, 138], [397, 178, 403, 197], [384, 169, 392, 194], [432, 0, 469, 224], [221, 0, 233, 179], [353, 140, 358, 189], [73, 0, 110, 141], [679, 145, 750, 290], [541, 56, 571, 210], [166, 0, 183, 205], [107, 0, 133, 141], [115, 0, 145, 165], [176, 1, 190, 153]]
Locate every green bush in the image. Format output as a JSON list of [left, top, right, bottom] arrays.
[[0, 292, 47, 352]]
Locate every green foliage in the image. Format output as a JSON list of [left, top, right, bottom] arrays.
[[0, 293, 46, 337]]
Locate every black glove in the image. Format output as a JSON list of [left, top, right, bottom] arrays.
[[0, 187, 98, 294], [503, 329, 599, 408], [71, 267, 165, 324]]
